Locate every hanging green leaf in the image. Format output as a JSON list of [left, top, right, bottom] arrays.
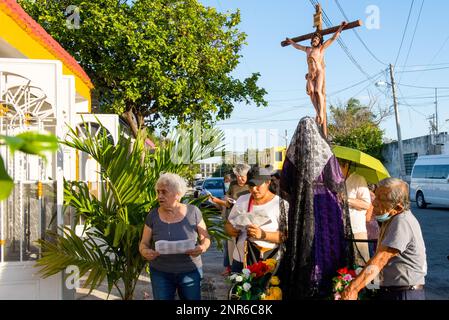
[[14, 131, 59, 157], [0, 156, 13, 201], [0, 135, 25, 153]]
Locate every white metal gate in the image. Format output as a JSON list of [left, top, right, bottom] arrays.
[[0, 67, 63, 299]]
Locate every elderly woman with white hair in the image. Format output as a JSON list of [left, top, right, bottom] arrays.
[[139, 173, 210, 300]]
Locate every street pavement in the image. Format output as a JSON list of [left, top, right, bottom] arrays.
[[411, 203, 449, 300]]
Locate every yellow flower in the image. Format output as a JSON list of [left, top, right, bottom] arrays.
[[265, 258, 277, 266], [270, 276, 280, 286], [272, 287, 282, 300], [263, 259, 277, 273], [266, 286, 282, 300]]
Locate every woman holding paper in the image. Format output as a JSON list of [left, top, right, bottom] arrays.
[[139, 173, 210, 300], [225, 166, 288, 273]]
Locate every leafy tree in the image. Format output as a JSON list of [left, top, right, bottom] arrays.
[[328, 98, 385, 160], [20, 0, 267, 138], [35, 123, 227, 299], [183, 163, 201, 185]]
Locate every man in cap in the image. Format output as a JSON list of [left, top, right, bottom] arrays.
[[225, 165, 288, 272]]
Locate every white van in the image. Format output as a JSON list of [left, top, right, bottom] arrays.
[[410, 154, 449, 208]]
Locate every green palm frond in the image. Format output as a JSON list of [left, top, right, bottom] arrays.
[[187, 196, 230, 250], [38, 121, 225, 299], [36, 226, 114, 295]]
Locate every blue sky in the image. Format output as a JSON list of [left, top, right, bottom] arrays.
[[198, 0, 449, 151]]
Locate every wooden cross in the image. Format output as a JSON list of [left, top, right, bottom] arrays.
[[281, 4, 362, 47], [281, 3, 362, 137]]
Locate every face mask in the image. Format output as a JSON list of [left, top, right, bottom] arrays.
[[375, 212, 392, 223], [224, 182, 230, 191]]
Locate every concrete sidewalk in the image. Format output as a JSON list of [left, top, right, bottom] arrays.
[[76, 243, 230, 300]]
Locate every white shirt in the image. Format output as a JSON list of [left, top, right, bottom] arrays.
[[228, 194, 288, 263], [345, 172, 370, 234]]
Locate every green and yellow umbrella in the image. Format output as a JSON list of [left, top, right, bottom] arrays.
[[332, 145, 390, 184]]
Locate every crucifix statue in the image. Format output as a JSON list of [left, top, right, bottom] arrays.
[[281, 4, 362, 137]]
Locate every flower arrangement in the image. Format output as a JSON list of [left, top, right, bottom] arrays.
[[227, 259, 282, 300], [332, 265, 379, 300], [332, 267, 358, 300]]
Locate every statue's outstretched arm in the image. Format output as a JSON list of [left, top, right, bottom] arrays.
[[285, 38, 308, 52], [322, 21, 347, 50]]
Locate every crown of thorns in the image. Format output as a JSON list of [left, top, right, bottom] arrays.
[[312, 32, 323, 41]]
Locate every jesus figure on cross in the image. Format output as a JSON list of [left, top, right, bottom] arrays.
[[285, 21, 347, 136]]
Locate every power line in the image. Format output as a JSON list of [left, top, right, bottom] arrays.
[[398, 98, 449, 107], [217, 118, 303, 126], [397, 62, 449, 68], [266, 96, 310, 103], [334, 0, 387, 66], [350, 80, 377, 98], [259, 103, 309, 118], [398, 83, 449, 90], [394, 0, 415, 67], [328, 70, 385, 96], [268, 70, 385, 103], [308, 0, 384, 95], [398, 0, 425, 84], [397, 86, 427, 117], [397, 66, 449, 73], [217, 103, 311, 126], [225, 71, 383, 126], [412, 34, 449, 83], [328, 80, 378, 109], [424, 35, 449, 65], [399, 94, 449, 100]]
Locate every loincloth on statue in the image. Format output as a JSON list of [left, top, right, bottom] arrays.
[[307, 56, 319, 80], [306, 57, 320, 96]]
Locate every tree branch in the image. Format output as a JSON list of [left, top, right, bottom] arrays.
[[122, 109, 139, 139]]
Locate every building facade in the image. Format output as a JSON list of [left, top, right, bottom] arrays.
[[0, 0, 118, 299], [382, 132, 449, 183], [258, 146, 287, 171]]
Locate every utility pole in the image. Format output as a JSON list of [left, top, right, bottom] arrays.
[[284, 130, 288, 149], [389, 64, 406, 179], [427, 114, 437, 135], [435, 88, 439, 134]]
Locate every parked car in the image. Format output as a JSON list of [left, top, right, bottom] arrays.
[[193, 179, 204, 191], [410, 154, 449, 208], [194, 177, 225, 207]]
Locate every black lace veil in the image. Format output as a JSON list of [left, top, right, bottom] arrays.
[[277, 117, 354, 299]]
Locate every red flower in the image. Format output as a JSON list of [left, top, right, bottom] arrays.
[[337, 267, 348, 275], [348, 269, 357, 278], [248, 261, 270, 278]]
